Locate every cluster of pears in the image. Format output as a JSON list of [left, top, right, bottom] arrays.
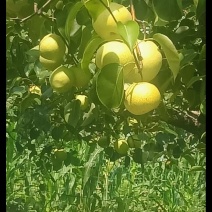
[[87, 2, 162, 116], [39, 34, 91, 92], [97, 135, 141, 156], [39, 33, 91, 108]]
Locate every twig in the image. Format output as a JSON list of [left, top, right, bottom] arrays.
[[10, 0, 54, 23], [99, 0, 117, 23], [132, 50, 143, 80], [130, 0, 135, 21]]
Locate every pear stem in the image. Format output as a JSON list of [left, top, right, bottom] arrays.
[[132, 49, 143, 81]]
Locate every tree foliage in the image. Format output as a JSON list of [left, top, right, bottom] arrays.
[[6, 0, 205, 210]]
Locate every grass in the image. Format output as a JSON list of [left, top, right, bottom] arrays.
[[6, 135, 205, 212]]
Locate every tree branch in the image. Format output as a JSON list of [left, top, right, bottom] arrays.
[[10, 0, 54, 23], [165, 108, 205, 137]]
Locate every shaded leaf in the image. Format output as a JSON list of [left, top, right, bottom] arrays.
[[51, 125, 64, 140], [154, 15, 169, 26], [199, 44, 206, 61], [64, 100, 82, 128], [153, 0, 182, 21], [180, 65, 196, 85], [20, 93, 41, 112], [179, 49, 198, 66], [133, 0, 151, 20], [6, 137, 15, 163], [81, 103, 98, 127], [78, 25, 93, 58], [196, 0, 206, 20], [182, 154, 195, 166], [96, 63, 124, 109], [65, 2, 83, 41], [55, 4, 71, 40], [186, 75, 205, 88]]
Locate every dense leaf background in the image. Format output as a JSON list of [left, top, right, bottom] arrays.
[[6, 0, 205, 211]]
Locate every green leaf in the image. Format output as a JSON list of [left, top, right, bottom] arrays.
[[196, 142, 206, 152], [180, 65, 196, 85], [186, 75, 205, 88], [6, 137, 15, 163], [196, 0, 206, 20], [11, 86, 26, 97], [173, 145, 182, 158], [25, 45, 39, 57], [117, 20, 139, 52], [96, 63, 124, 109], [20, 93, 41, 113], [200, 78, 205, 102], [51, 125, 64, 140], [184, 89, 196, 107], [160, 122, 178, 137], [182, 154, 195, 166], [81, 103, 99, 127], [133, 0, 151, 20], [83, 0, 111, 21], [83, 147, 103, 188], [153, 0, 182, 21], [55, 5, 70, 40], [179, 49, 198, 66], [65, 2, 83, 42], [200, 98, 206, 115], [189, 166, 205, 172], [64, 100, 82, 128], [78, 26, 93, 58], [116, 197, 125, 211], [199, 44, 206, 61], [154, 15, 169, 26], [153, 33, 180, 80], [81, 36, 104, 70]]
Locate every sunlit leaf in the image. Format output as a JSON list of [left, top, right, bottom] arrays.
[[81, 36, 104, 70], [200, 98, 206, 115], [153, 33, 180, 80], [189, 165, 205, 172], [117, 20, 139, 51]]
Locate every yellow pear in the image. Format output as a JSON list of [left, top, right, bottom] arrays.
[[92, 2, 132, 40]]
